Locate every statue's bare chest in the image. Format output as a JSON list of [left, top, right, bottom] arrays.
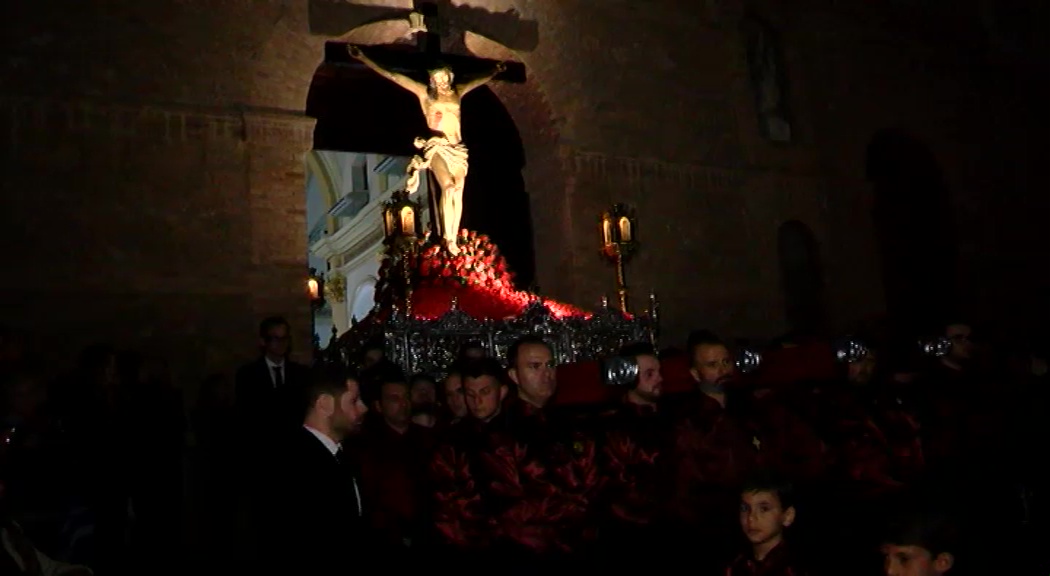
[[421, 97, 461, 118]]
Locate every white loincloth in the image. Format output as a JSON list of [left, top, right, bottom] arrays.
[[404, 136, 470, 194]]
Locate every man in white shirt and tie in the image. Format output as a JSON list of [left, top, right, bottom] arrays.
[[267, 365, 369, 574], [235, 316, 310, 435]]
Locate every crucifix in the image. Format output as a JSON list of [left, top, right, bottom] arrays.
[[336, 3, 524, 255]]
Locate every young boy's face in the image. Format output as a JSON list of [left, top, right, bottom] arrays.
[[739, 490, 794, 546], [881, 544, 954, 576]]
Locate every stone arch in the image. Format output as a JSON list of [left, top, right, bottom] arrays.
[[247, 2, 570, 297], [464, 32, 572, 297], [482, 74, 569, 296], [777, 220, 825, 334], [307, 66, 535, 285], [866, 129, 957, 332], [305, 56, 565, 290]]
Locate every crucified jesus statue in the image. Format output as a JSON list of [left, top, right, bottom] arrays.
[[349, 45, 506, 255]]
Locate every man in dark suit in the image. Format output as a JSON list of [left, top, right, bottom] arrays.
[[235, 316, 310, 436], [268, 365, 370, 573]]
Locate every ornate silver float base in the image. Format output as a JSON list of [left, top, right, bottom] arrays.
[[323, 297, 659, 377]]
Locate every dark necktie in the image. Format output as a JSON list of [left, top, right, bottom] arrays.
[[273, 365, 284, 388], [335, 448, 363, 517]]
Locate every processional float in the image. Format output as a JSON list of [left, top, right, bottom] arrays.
[[320, 8, 657, 375]]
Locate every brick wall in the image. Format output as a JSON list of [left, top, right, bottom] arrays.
[[0, 0, 1044, 383], [0, 95, 315, 383]]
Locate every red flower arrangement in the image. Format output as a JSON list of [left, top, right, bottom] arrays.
[[415, 230, 511, 289], [376, 229, 588, 320]]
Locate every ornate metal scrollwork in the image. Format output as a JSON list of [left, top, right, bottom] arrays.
[[324, 295, 660, 379]]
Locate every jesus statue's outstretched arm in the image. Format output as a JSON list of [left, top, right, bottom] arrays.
[[457, 62, 507, 95], [348, 45, 427, 98]]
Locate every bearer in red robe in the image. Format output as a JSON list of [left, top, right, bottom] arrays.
[[593, 342, 676, 563], [353, 369, 435, 557], [430, 337, 603, 571], [429, 357, 511, 555], [668, 330, 762, 571]]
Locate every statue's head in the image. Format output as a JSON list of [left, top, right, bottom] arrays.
[[428, 67, 454, 92]]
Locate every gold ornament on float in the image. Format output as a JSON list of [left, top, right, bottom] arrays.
[[325, 273, 346, 303]]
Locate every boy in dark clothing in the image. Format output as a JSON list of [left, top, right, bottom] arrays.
[[725, 470, 809, 576], [880, 509, 958, 576]]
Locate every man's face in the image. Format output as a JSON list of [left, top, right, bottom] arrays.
[[881, 544, 953, 576], [464, 374, 506, 422], [945, 324, 973, 362], [443, 374, 468, 419], [377, 382, 411, 428], [411, 379, 437, 407], [430, 69, 452, 91], [332, 379, 368, 436], [634, 354, 663, 401], [690, 343, 735, 389], [848, 352, 878, 385], [739, 490, 793, 546], [509, 343, 556, 405], [262, 324, 290, 359]]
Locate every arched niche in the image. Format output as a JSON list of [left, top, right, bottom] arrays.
[[777, 220, 825, 335], [866, 129, 957, 332], [350, 277, 377, 322]]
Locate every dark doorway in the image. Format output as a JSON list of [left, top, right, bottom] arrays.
[[777, 220, 825, 335], [866, 130, 957, 333], [305, 47, 536, 288]]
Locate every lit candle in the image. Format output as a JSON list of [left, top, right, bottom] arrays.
[[618, 216, 631, 242], [601, 215, 612, 245], [307, 278, 320, 300], [400, 206, 415, 236]]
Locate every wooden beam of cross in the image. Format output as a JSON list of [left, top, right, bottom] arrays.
[[324, 41, 526, 85], [310, 0, 536, 83]]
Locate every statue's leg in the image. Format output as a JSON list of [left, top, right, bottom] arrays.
[[424, 168, 444, 241], [429, 156, 460, 253], [448, 167, 467, 248]]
